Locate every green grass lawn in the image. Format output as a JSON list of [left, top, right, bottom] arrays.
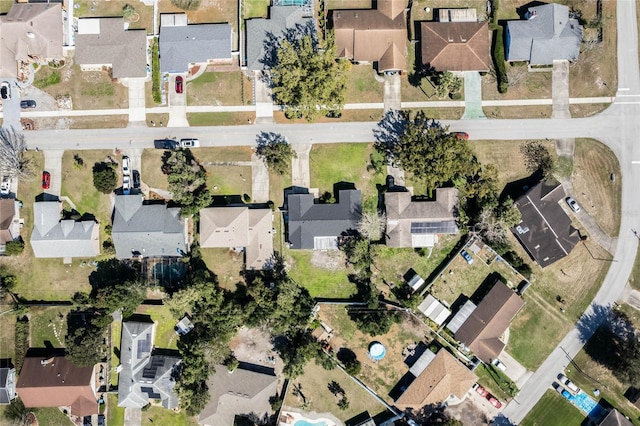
[[186, 72, 252, 106], [107, 394, 125, 426], [207, 165, 252, 197], [286, 250, 356, 299], [187, 112, 255, 126], [244, 0, 270, 18], [141, 405, 198, 426], [475, 364, 517, 402], [0, 313, 16, 360], [344, 64, 383, 103], [111, 320, 122, 387], [630, 248, 640, 291], [29, 306, 71, 348], [200, 247, 245, 292], [520, 389, 584, 426], [135, 304, 178, 350], [33, 407, 74, 425]]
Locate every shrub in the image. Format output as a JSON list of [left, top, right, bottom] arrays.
[[73, 153, 84, 170], [344, 358, 361, 375], [151, 38, 161, 104], [369, 150, 386, 174], [15, 317, 29, 371], [92, 162, 117, 194], [492, 26, 509, 93], [171, 0, 201, 10], [4, 240, 24, 256], [450, 92, 463, 100], [242, 193, 251, 203]]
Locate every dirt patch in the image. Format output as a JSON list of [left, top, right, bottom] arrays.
[[229, 327, 282, 372], [311, 250, 346, 271], [446, 397, 490, 426]]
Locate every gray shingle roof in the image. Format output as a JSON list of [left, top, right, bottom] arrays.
[[111, 195, 187, 259], [287, 189, 361, 250], [245, 6, 315, 71], [30, 201, 100, 259], [159, 23, 232, 73], [118, 322, 181, 410], [75, 18, 147, 78], [506, 3, 582, 65], [0, 367, 16, 405]]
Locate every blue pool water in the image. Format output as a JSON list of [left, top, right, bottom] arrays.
[[294, 420, 327, 426], [572, 391, 600, 416]]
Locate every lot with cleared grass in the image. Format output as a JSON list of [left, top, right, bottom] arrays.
[[244, 0, 270, 18], [74, 0, 154, 33], [318, 304, 427, 399], [286, 250, 355, 299], [141, 406, 197, 426], [33, 64, 128, 110], [283, 361, 389, 422], [520, 389, 584, 426], [29, 306, 71, 348], [344, 65, 383, 103], [187, 71, 252, 106], [187, 112, 256, 126], [309, 143, 385, 209], [483, 105, 553, 119], [274, 109, 385, 124], [200, 247, 245, 292], [0, 310, 16, 360], [207, 165, 252, 197], [108, 394, 125, 426]]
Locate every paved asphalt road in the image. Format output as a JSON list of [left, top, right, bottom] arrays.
[[18, 0, 640, 423]]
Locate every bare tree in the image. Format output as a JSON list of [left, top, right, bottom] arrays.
[[507, 65, 528, 87], [357, 210, 386, 241], [0, 127, 32, 179]]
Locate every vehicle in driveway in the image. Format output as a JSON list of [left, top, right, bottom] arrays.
[[179, 138, 200, 148], [97, 415, 105, 426], [488, 395, 502, 409], [1, 82, 10, 100], [557, 373, 580, 393], [175, 76, 183, 93], [566, 197, 581, 213], [473, 384, 488, 397], [42, 171, 50, 189], [154, 139, 177, 149], [20, 100, 36, 109], [460, 249, 474, 265], [132, 170, 140, 189], [122, 156, 130, 176], [0, 176, 10, 195], [123, 175, 131, 195]]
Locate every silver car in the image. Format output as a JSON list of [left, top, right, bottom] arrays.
[[566, 197, 581, 213]]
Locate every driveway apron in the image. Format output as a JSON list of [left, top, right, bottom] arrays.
[[552, 60, 571, 118], [43, 149, 63, 196], [461, 71, 486, 119]]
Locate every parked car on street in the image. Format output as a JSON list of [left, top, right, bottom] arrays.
[[42, 171, 50, 189], [154, 139, 177, 149], [1, 81, 10, 100], [566, 197, 581, 213], [0, 176, 10, 195], [20, 100, 36, 108], [460, 249, 474, 265], [179, 138, 200, 148], [557, 374, 580, 393], [175, 76, 183, 94], [122, 156, 130, 176]]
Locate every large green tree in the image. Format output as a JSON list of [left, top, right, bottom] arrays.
[[92, 162, 117, 194], [161, 149, 212, 215], [255, 132, 297, 175], [65, 311, 108, 367], [375, 111, 474, 196], [270, 34, 348, 121]]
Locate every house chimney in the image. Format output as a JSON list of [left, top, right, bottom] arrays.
[[41, 357, 55, 366]]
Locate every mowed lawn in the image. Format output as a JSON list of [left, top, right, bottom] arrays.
[[520, 389, 584, 426], [186, 71, 252, 106], [135, 304, 179, 350], [286, 250, 356, 299], [344, 64, 383, 103]]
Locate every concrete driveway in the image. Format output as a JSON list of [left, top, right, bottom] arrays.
[[1, 79, 21, 129], [291, 143, 311, 188], [254, 71, 274, 124], [552, 60, 570, 118], [123, 77, 147, 124], [167, 74, 188, 128], [124, 407, 141, 426], [251, 153, 269, 202], [43, 150, 63, 196], [383, 73, 401, 111]]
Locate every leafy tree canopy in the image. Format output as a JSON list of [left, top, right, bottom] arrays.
[[255, 132, 297, 175], [161, 149, 212, 215], [65, 311, 108, 367], [271, 34, 348, 121], [520, 140, 556, 178], [92, 162, 117, 194]]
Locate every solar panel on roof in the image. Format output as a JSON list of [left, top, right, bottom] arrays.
[[411, 221, 458, 234], [136, 333, 152, 358], [142, 367, 157, 380]]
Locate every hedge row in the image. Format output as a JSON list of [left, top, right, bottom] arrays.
[[151, 37, 161, 104], [493, 26, 509, 93], [15, 317, 29, 372]]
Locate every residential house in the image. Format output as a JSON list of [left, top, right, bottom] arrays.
[[600, 409, 634, 426], [384, 189, 459, 248], [199, 206, 274, 270], [286, 189, 361, 250], [0, 367, 16, 405], [0, 3, 63, 79], [111, 194, 188, 259], [0, 198, 20, 254], [75, 18, 147, 78], [198, 364, 277, 426], [331, 0, 407, 73], [159, 13, 232, 74], [420, 21, 490, 72], [118, 321, 181, 409], [512, 181, 580, 267], [505, 3, 583, 65], [245, 5, 315, 71], [30, 200, 100, 260], [395, 349, 477, 410], [16, 355, 98, 416], [454, 281, 525, 363]]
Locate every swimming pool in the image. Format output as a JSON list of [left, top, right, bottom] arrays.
[[294, 421, 327, 426], [572, 391, 600, 416]]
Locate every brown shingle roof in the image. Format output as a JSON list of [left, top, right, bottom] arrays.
[[395, 349, 476, 410], [332, 0, 407, 71], [420, 22, 490, 72], [600, 409, 634, 426], [16, 356, 97, 416], [0, 199, 15, 245], [454, 282, 525, 363]]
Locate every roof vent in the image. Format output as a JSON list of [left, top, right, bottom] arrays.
[[41, 357, 54, 366], [26, 32, 35, 39]]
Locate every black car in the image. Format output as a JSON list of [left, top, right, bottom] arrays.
[[0, 82, 10, 100], [97, 415, 105, 426], [20, 100, 36, 109], [132, 170, 141, 189], [153, 139, 177, 149], [83, 415, 92, 426]]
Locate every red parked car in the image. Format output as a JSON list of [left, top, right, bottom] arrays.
[[42, 171, 51, 189], [488, 395, 503, 409], [474, 385, 489, 398], [453, 132, 470, 140], [175, 76, 183, 94]]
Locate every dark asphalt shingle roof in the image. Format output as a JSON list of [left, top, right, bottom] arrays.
[[506, 3, 582, 65], [159, 24, 232, 73], [512, 181, 580, 268], [287, 189, 361, 249]]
